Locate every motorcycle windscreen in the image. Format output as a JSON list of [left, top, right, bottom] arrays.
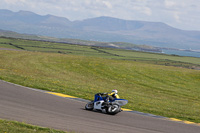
[[114, 99, 128, 106]]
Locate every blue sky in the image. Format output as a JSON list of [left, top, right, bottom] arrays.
[[1, 0, 200, 31]]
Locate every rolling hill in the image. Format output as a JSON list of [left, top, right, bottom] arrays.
[[0, 29, 161, 52]]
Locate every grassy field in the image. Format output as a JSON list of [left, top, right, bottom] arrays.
[[0, 119, 66, 133], [1, 37, 200, 69], [0, 37, 200, 124]]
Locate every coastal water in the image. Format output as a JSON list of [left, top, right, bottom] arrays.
[[162, 49, 200, 58]]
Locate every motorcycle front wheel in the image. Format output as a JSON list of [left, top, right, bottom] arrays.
[[106, 104, 120, 115]]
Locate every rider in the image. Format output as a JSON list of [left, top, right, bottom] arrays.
[[105, 89, 119, 102]]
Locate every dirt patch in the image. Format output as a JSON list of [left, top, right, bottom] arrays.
[[191, 66, 200, 70]]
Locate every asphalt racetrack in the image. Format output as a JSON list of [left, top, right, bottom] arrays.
[[0, 80, 200, 133]]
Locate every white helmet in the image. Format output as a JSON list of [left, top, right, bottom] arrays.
[[112, 89, 118, 94]]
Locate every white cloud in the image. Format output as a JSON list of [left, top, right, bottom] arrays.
[[4, 0, 23, 4], [173, 11, 181, 23], [102, 1, 112, 9], [164, 0, 176, 8], [142, 7, 152, 16]]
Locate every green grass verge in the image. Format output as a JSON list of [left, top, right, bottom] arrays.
[[0, 50, 200, 123], [0, 119, 66, 133]]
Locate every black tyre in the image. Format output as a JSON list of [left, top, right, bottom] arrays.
[[106, 104, 120, 115], [85, 102, 94, 110]]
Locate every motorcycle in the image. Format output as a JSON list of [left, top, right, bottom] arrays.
[[85, 93, 128, 115]]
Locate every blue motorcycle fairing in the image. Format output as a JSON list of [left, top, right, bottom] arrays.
[[94, 93, 107, 102], [93, 93, 128, 106]]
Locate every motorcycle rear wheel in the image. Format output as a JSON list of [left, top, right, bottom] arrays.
[[85, 101, 94, 110]]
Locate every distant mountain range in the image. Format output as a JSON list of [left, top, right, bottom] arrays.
[[0, 9, 200, 50]]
